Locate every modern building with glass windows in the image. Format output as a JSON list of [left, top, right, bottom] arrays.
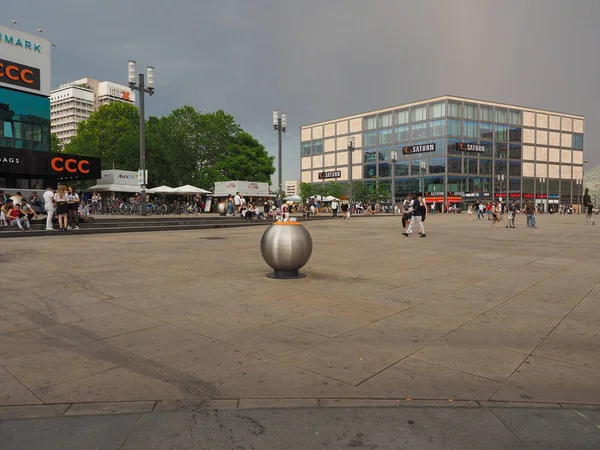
[[300, 96, 585, 209]]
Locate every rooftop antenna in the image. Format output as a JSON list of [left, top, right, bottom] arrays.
[[8, 20, 17, 27]]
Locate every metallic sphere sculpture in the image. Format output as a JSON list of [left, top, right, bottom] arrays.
[[260, 222, 312, 279], [217, 202, 227, 216]]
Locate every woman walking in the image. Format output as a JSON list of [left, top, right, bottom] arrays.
[[467, 205, 473, 220], [66, 186, 80, 230], [55, 185, 70, 231]]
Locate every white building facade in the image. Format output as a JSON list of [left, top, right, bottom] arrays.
[[285, 181, 298, 196], [50, 78, 136, 146], [301, 95, 585, 209]]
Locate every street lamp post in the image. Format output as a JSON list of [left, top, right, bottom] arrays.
[[390, 151, 397, 214], [496, 174, 505, 203], [128, 61, 154, 216], [538, 177, 546, 212], [421, 161, 426, 198], [347, 136, 355, 216], [576, 179, 582, 213], [273, 111, 287, 206]]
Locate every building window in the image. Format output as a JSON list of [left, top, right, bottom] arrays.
[[482, 142, 494, 157], [301, 142, 312, 156], [509, 178, 521, 192], [429, 101, 445, 119], [464, 103, 478, 120], [479, 123, 493, 141], [495, 108, 508, 123], [429, 138, 446, 156], [448, 119, 461, 137], [424, 176, 444, 194], [428, 119, 446, 137], [395, 125, 409, 142], [313, 139, 324, 154], [379, 112, 392, 128], [411, 159, 425, 175], [364, 164, 377, 178], [363, 131, 377, 147], [573, 133, 584, 149], [509, 110, 522, 126], [379, 163, 392, 177], [509, 161, 521, 176], [479, 106, 492, 122], [448, 158, 462, 174], [394, 161, 409, 176], [378, 146, 392, 161], [509, 144, 521, 159], [364, 116, 377, 130], [411, 123, 427, 140], [447, 138, 461, 155], [480, 159, 492, 174], [495, 125, 508, 141], [396, 109, 409, 125], [495, 143, 508, 158], [464, 121, 478, 139], [364, 149, 377, 163], [448, 101, 461, 118], [410, 105, 427, 122], [473, 177, 492, 193], [495, 160, 507, 175], [464, 158, 478, 174], [379, 128, 393, 145], [429, 158, 446, 174], [509, 127, 522, 142]]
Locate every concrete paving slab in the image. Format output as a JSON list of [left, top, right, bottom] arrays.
[[492, 356, 600, 405], [0, 366, 42, 406], [37, 301, 130, 325], [154, 399, 238, 411], [64, 401, 155, 416], [356, 358, 501, 400], [32, 362, 208, 403], [0, 404, 68, 419], [67, 311, 165, 340], [0, 311, 58, 335], [279, 310, 372, 337], [492, 407, 600, 449]]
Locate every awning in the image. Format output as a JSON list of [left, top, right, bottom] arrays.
[[83, 184, 141, 193], [147, 185, 175, 194], [173, 185, 212, 194]]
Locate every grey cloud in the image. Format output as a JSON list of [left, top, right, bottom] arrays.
[[7, 0, 599, 181]]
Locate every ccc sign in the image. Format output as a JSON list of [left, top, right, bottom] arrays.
[[50, 157, 90, 174], [0, 58, 41, 91]]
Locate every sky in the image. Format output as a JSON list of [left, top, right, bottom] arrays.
[[6, 0, 600, 182]]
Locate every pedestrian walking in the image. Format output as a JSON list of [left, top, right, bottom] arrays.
[[402, 194, 413, 232], [331, 199, 339, 219], [43, 186, 56, 231], [525, 200, 536, 228], [402, 194, 426, 238]]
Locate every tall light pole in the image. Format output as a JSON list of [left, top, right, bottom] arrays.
[[128, 61, 155, 216], [390, 150, 397, 214], [496, 174, 505, 203], [576, 179, 582, 213], [421, 161, 426, 198], [273, 111, 287, 206], [538, 177, 546, 212], [347, 136, 355, 215]]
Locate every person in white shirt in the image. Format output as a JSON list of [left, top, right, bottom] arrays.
[[331, 200, 339, 219], [233, 192, 241, 215], [42, 186, 56, 231]]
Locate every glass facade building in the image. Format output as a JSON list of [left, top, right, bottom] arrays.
[[0, 87, 51, 152], [301, 96, 585, 209]]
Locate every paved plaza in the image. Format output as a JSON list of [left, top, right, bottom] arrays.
[[0, 213, 599, 419]]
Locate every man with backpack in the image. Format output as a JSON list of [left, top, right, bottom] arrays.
[[402, 194, 413, 232]]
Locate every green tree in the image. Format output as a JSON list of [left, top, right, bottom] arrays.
[[65, 102, 140, 170], [50, 133, 62, 153], [351, 181, 371, 203], [325, 181, 343, 199], [299, 182, 315, 201], [198, 132, 274, 188]]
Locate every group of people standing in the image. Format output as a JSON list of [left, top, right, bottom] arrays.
[[43, 185, 81, 231]]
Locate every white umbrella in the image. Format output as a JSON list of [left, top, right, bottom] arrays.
[[147, 185, 175, 194], [284, 195, 302, 202], [173, 185, 212, 194]]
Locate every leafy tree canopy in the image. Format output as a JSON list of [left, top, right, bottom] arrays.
[[64, 103, 274, 190]]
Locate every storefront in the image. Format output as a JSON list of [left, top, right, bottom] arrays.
[[0, 147, 100, 195], [0, 25, 101, 198]]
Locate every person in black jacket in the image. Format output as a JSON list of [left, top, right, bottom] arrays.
[[402, 194, 426, 238]]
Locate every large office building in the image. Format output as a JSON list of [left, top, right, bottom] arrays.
[[285, 180, 299, 197], [50, 77, 136, 146], [583, 165, 600, 206], [0, 26, 100, 193], [300, 95, 585, 209]]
